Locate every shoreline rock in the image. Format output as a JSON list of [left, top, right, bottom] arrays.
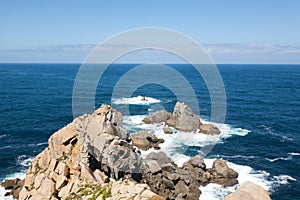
[[1, 103, 271, 200], [143, 102, 220, 135], [224, 181, 272, 200]]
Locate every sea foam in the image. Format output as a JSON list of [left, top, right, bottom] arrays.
[[112, 96, 160, 105]]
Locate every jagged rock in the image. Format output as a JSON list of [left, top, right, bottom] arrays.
[[224, 181, 271, 200], [163, 126, 173, 134], [142, 110, 172, 124], [175, 180, 189, 196], [58, 179, 74, 198], [188, 155, 206, 169], [166, 102, 201, 132], [111, 180, 164, 200], [145, 152, 175, 167], [208, 159, 239, 187], [199, 124, 220, 135], [145, 160, 162, 174], [6, 104, 240, 200], [1, 178, 24, 199], [38, 177, 56, 199], [211, 159, 238, 178], [131, 130, 164, 151]]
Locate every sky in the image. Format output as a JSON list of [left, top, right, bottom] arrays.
[[0, 0, 300, 63]]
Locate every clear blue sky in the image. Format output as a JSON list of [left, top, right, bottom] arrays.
[[1, 0, 300, 63]]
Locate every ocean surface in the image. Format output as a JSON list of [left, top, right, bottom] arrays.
[[0, 63, 299, 199]]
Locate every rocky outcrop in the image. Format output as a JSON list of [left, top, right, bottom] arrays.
[[131, 130, 164, 150], [142, 110, 172, 124], [143, 152, 202, 200], [224, 181, 272, 200], [1, 178, 24, 199], [1, 104, 241, 200], [143, 102, 220, 135], [16, 104, 160, 200], [208, 159, 239, 187], [199, 124, 220, 135], [166, 102, 201, 132]]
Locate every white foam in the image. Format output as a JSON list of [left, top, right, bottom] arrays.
[[123, 115, 251, 150], [266, 152, 300, 162], [288, 152, 300, 156], [199, 159, 297, 200], [112, 96, 160, 105], [0, 134, 8, 139], [123, 115, 297, 199], [16, 155, 33, 167], [273, 175, 297, 185]]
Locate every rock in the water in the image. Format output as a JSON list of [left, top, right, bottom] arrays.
[[199, 124, 220, 135], [167, 102, 201, 132], [131, 130, 164, 150], [142, 109, 172, 124], [163, 126, 173, 134], [208, 159, 239, 187], [224, 181, 271, 200], [1, 178, 24, 199]]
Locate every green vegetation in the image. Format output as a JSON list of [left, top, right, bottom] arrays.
[[66, 183, 112, 200]]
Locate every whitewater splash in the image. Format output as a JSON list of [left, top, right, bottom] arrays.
[[266, 152, 300, 162], [123, 114, 296, 199], [0, 173, 26, 200], [123, 115, 251, 150], [199, 159, 297, 200], [112, 96, 161, 105]]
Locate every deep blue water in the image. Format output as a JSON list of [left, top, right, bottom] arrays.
[[0, 63, 299, 199]]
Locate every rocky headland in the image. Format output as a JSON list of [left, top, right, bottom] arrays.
[[1, 102, 271, 199]]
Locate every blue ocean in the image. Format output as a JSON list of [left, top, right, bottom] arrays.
[[0, 63, 299, 199]]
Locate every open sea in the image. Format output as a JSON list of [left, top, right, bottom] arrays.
[[0, 63, 299, 199]]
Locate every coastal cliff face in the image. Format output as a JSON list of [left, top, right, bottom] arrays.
[[1, 102, 273, 200], [18, 105, 161, 200]]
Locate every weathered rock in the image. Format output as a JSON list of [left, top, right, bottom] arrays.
[[224, 181, 271, 200], [131, 130, 164, 151], [131, 131, 151, 150], [163, 126, 173, 134], [167, 102, 201, 132], [1, 178, 24, 199], [211, 159, 237, 178], [142, 110, 172, 124], [110, 180, 164, 200], [199, 124, 220, 135], [9, 104, 238, 200], [145, 160, 162, 174], [175, 180, 189, 196], [145, 152, 174, 167], [188, 155, 206, 169], [208, 159, 239, 187]]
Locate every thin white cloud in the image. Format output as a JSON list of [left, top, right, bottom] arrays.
[[0, 43, 300, 64], [204, 43, 300, 55]]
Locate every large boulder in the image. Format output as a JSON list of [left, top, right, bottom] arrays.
[[143, 152, 202, 200], [142, 109, 172, 124], [224, 181, 271, 200], [199, 124, 220, 135], [131, 130, 164, 150], [208, 159, 239, 187], [1, 178, 24, 199], [167, 102, 201, 132]]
